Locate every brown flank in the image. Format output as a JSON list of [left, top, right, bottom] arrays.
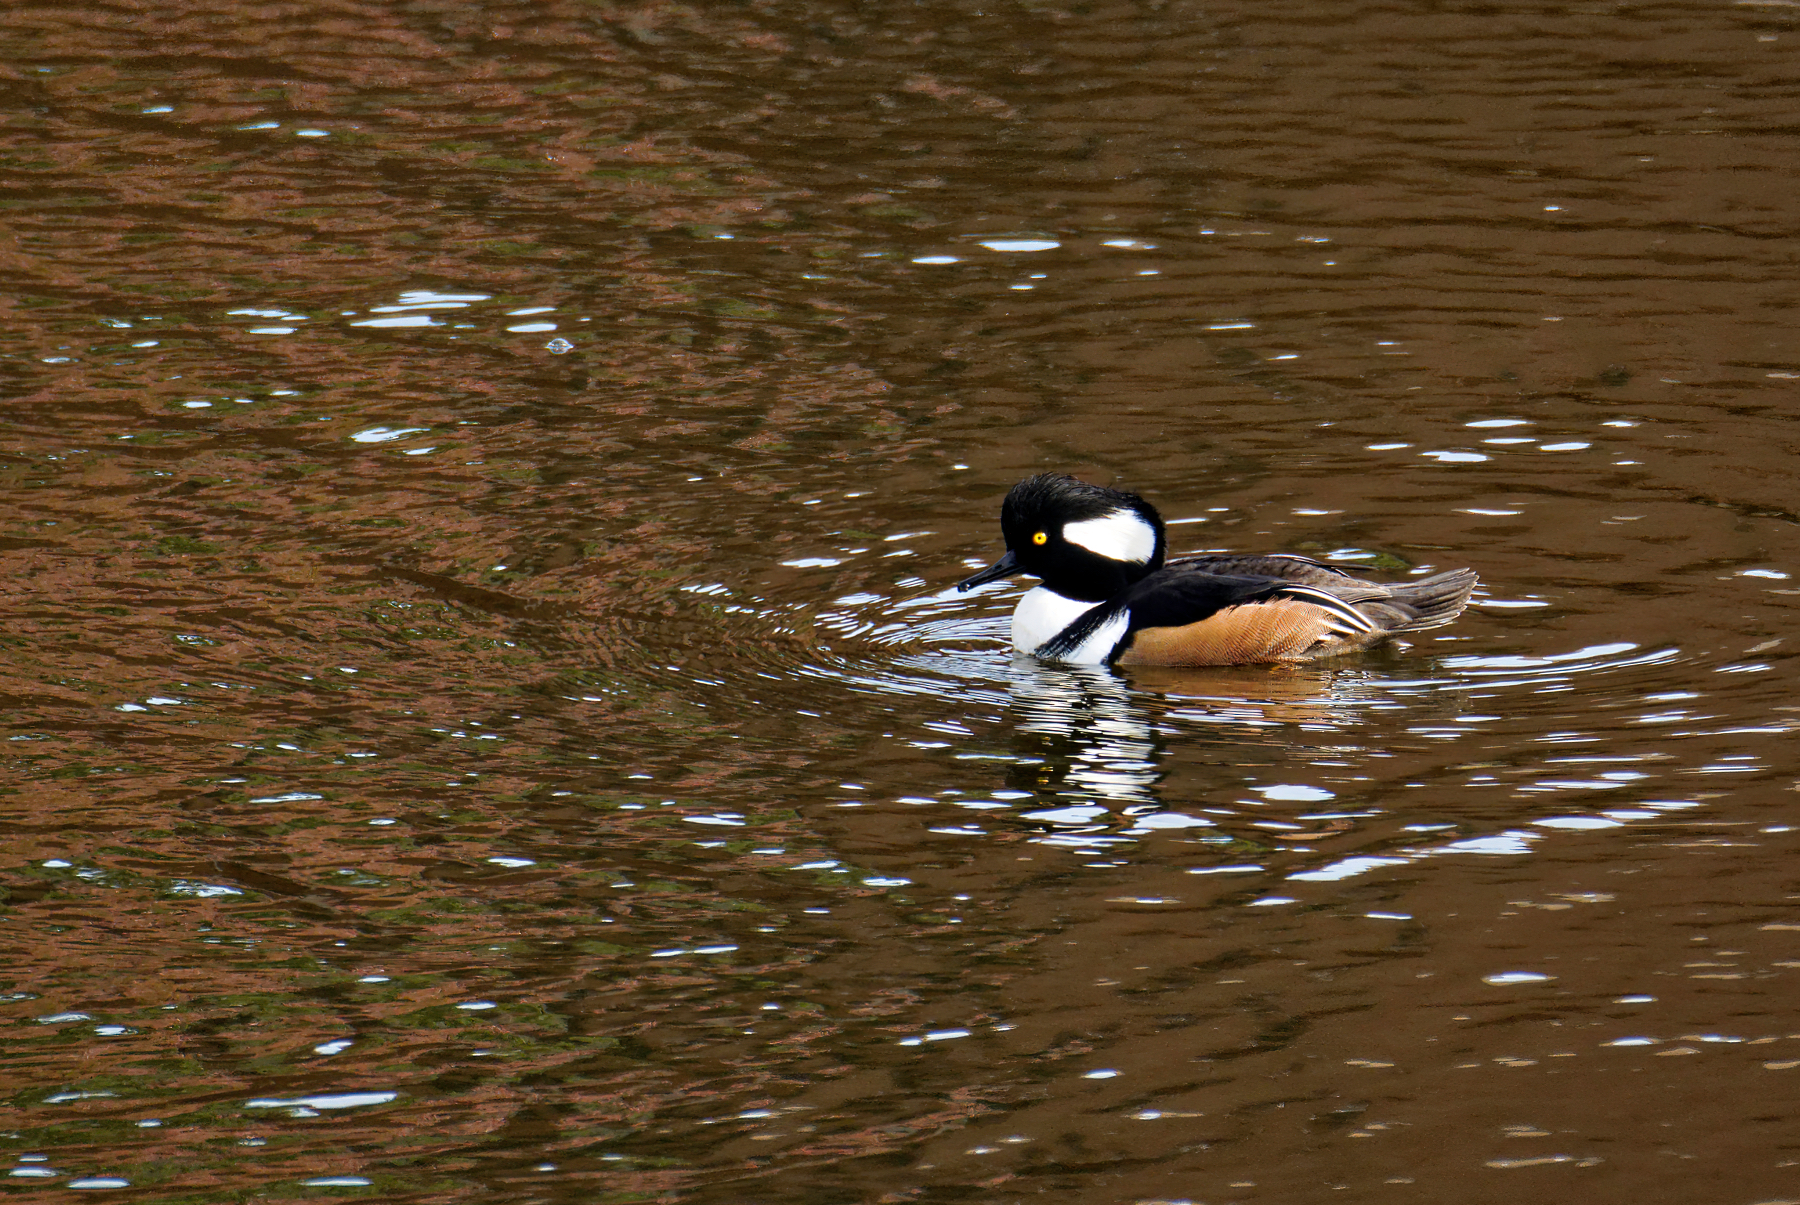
[[1116, 598, 1367, 666]]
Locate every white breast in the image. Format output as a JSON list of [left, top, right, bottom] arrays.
[[1012, 587, 1130, 664]]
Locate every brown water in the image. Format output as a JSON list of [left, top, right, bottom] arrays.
[[4, 1, 1800, 1201]]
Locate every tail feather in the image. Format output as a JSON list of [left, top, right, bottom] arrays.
[[1356, 568, 1480, 632]]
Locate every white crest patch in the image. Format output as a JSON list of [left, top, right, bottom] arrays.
[[1012, 587, 1129, 664], [1063, 508, 1157, 565]]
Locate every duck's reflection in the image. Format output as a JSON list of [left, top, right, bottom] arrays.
[[996, 655, 1400, 849], [871, 627, 1418, 851], [1005, 657, 1164, 817]]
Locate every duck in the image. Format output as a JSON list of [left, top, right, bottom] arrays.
[[956, 473, 1479, 666]]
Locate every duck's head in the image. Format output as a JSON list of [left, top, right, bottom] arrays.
[[956, 473, 1166, 602]]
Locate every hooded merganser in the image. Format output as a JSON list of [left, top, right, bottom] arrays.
[[956, 473, 1479, 666]]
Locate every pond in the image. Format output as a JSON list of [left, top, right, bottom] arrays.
[[3, 1, 1799, 1202]]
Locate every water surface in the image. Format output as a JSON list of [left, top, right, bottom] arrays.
[[4, 2, 1800, 1202]]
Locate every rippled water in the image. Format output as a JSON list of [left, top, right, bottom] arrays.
[[5, 1, 1800, 1201]]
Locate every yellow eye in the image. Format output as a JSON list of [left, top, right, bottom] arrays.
[[1032, 531, 1048, 546]]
